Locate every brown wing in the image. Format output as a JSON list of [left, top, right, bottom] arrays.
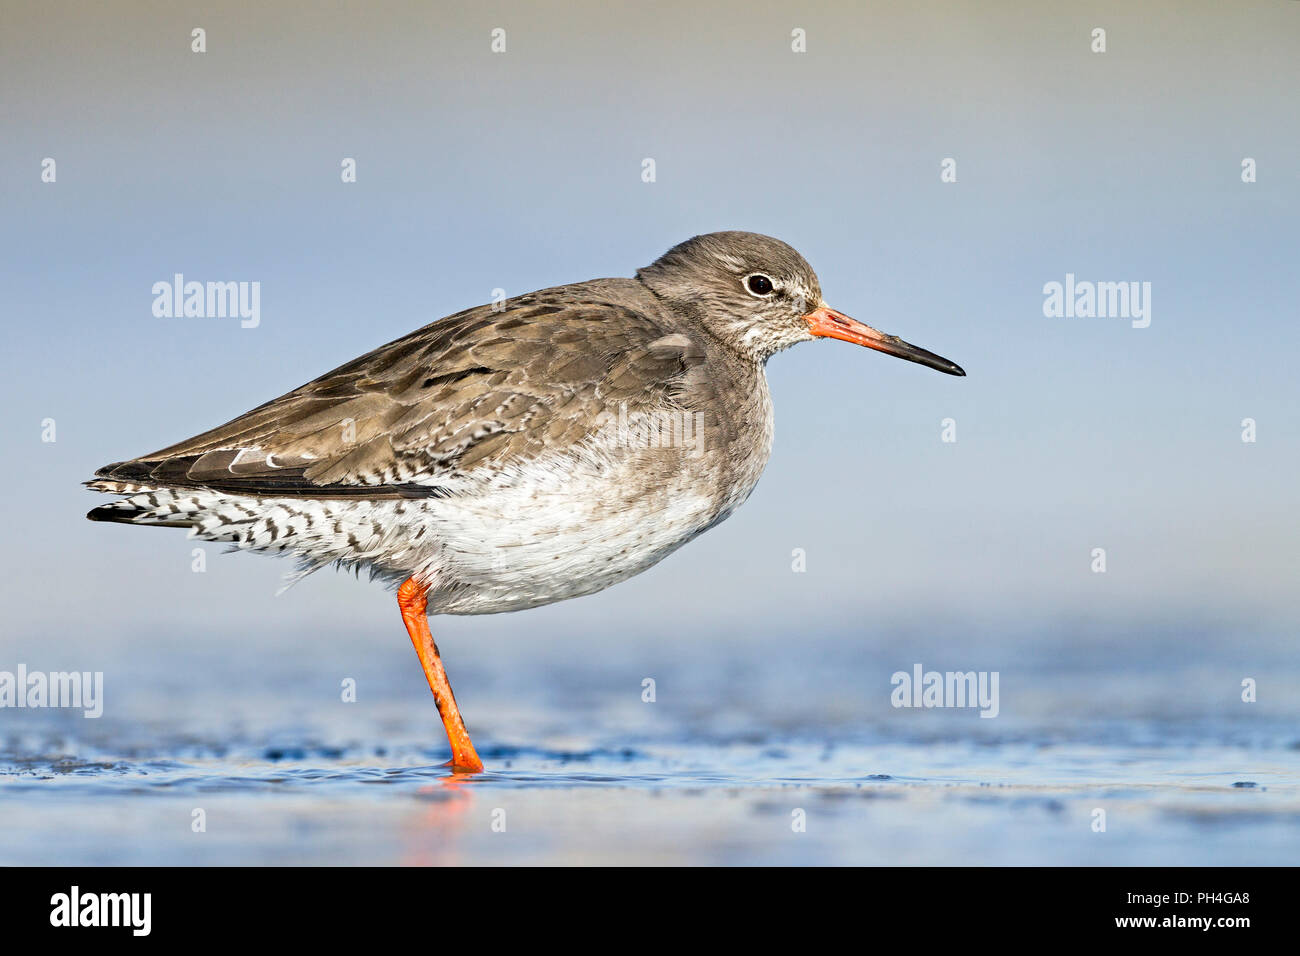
[[90, 283, 707, 498]]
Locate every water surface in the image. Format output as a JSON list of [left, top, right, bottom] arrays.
[[2, 632, 1297, 865]]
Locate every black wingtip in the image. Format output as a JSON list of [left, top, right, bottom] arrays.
[[93, 460, 149, 482], [87, 505, 133, 524]]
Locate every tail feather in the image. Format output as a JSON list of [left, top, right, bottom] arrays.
[[84, 482, 405, 591], [87, 503, 135, 524], [86, 500, 192, 528]]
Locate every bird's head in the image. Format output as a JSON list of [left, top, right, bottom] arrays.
[[637, 231, 964, 375]]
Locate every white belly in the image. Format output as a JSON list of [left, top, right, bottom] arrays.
[[412, 451, 736, 614], [114, 385, 775, 616]]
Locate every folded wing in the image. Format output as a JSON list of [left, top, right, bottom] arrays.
[[90, 289, 706, 499]]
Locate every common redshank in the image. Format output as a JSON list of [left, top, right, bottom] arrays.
[[87, 232, 964, 772]]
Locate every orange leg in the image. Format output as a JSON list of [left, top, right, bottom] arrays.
[[397, 576, 484, 774]]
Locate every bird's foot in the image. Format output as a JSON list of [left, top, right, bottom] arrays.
[[444, 756, 485, 775]]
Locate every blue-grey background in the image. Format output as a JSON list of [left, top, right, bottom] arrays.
[[1, 0, 1297, 865]]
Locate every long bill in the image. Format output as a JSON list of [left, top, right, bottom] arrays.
[[804, 305, 965, 376]]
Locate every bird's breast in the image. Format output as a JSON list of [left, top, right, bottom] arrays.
[[416, 374, 775, 614]]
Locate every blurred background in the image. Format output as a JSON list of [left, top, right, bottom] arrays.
[[1, 0, 1297, 865]]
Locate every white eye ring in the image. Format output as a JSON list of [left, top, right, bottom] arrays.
[[744, 273, 776, 298]]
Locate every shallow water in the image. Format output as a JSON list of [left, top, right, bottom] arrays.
[[2, 633, 1298, 865]]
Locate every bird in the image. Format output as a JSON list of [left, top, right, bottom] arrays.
[[86, 231, 964, 773]]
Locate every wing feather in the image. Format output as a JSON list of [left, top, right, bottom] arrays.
[[89, 284, 707, 498]]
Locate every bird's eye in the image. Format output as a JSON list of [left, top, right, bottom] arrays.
[[745, 274, 775, 297]]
